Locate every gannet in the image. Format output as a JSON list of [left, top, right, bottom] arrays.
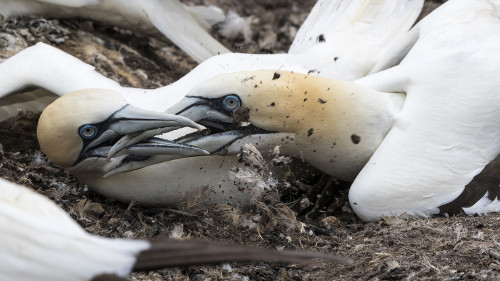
[[0, 177, 352, 281], [0, 0, 229, 63], [171, 0, 500, 221], [6, 0, 425, 205]]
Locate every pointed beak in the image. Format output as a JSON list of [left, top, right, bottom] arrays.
[[166, 96, 233, 128], [165, 96, 272, 154], [79, 104, 209, 175]]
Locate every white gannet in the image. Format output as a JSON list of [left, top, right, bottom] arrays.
[[171, 0, 499, 221], [0, 0, 229, 63], [0, 177, 352, 281], [5, 0, 425, 205]]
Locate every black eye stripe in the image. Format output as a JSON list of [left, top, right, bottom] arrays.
[[183, 94, 242, 115]]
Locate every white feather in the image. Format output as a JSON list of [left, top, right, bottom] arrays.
[[289, 0, 423, 78], [0, 0, 230, 63], [0, 0, 424, 115], [350, 0, 500, 221], [0, 178, 149, 281], [463, 191, 500, 215]]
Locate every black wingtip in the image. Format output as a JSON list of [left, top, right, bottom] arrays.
[[133, 239, 353, 271]]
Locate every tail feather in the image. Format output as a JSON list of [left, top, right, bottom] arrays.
[[133, 239, 353, 271]]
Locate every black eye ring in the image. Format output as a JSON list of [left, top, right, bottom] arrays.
[[79, 125, 98, 140], [223, 95, 241, 111]]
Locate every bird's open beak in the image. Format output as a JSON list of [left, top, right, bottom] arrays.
[[165, 97, 270, 154], [78, 104, 209, 176], [166, 97, 233, 130]]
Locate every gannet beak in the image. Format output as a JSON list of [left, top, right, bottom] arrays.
[[166, 96, 233, 129], [79, 104, 209, 175], [166, 96, 270, 154]]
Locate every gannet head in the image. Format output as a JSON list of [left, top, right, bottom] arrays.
[[37, 89, 208, 176], [168, 70, 399, 181]]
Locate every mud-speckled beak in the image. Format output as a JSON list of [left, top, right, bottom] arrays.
[[166, 95, 270, 154]]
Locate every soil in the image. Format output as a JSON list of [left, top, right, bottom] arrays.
[[1, 1, 500, 280]]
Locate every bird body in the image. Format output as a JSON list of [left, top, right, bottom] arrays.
[[348, 0, 500, 221], [0, 177, 351, 280]]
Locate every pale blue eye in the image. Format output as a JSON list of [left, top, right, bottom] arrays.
[[223, 95, 241, 111], [79, 125, 98, 139]]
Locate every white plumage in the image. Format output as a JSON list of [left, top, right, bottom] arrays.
[[0, 177, 350, 280], [0, 0, 426, 207], [349, 0, 500, 221], [0, 0, 424, 118], [0, 177, 149, 280]]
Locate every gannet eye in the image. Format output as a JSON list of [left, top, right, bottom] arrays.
[[79, 125, 98, 139], [223, 95, 241, 111]]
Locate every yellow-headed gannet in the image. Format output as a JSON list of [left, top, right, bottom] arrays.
[[172, 0, 500, 221], [0, 177, 352, 281], [0, 0, 229, 63], [15, 0, 424, 205]]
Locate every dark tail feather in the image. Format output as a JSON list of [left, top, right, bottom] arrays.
[[133, 239, 353, 271]]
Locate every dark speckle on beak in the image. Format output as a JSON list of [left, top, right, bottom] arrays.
[[272, 72, 281, 80], [317, 34, 325, 43], [318, 98, 327, 104]]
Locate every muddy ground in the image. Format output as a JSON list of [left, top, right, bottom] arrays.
[[1, 0, 500, 280]]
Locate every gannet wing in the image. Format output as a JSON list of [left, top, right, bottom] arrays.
[[0, 179, 87, 237], [0, 43, 123, 122], [185, 5, 226, 28], [142, 0, 229, 62], [30, 0, 99, 7], [350, 0, 500, 221], [288, 0, 423, 80], [0, 0, 229, 63], [0, 177, 151, 280]]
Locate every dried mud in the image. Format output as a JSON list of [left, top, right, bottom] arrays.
[[1, 1, 500, 280]]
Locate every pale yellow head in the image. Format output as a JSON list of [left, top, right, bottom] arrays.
[[37, 89, 127, 168], [182, 70, 402, 180]]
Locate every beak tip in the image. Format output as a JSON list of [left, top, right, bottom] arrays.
[[195, 124, 205, 131]]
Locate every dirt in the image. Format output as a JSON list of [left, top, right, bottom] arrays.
[[1, 1, 500, 280]]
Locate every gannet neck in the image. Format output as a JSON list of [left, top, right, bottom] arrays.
[[260, 72, 404, 181], [184, 70, 405, 181]]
